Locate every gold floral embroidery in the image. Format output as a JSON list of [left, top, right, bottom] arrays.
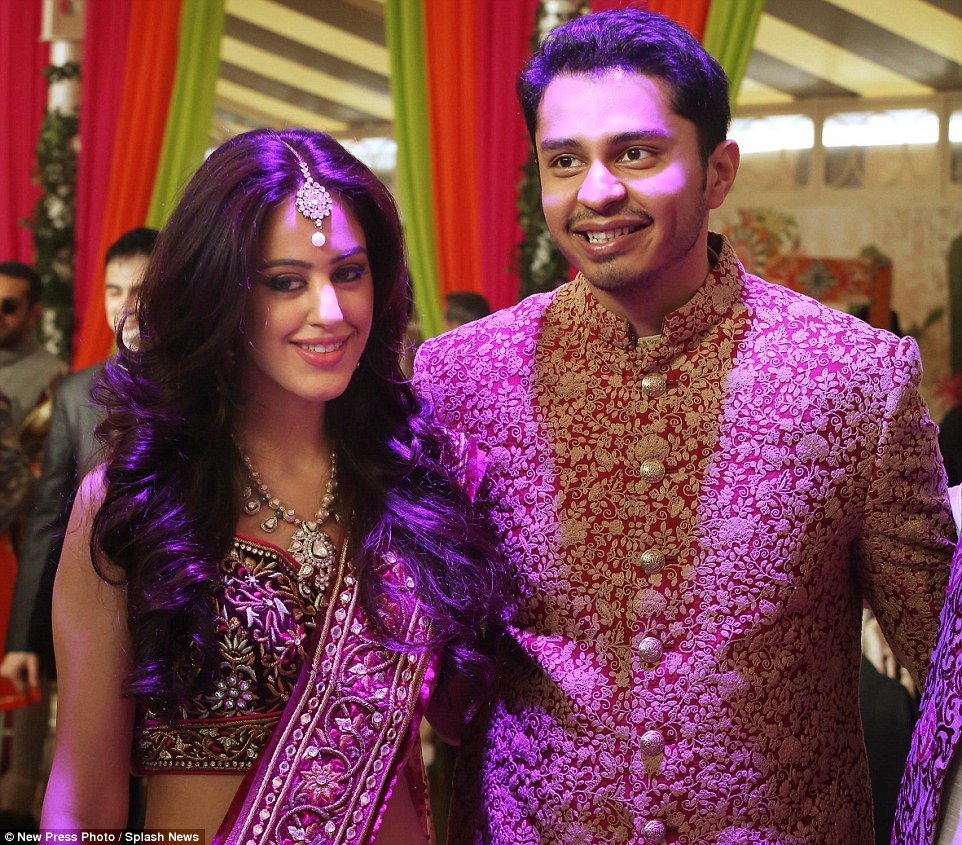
[[134, 537, 318, 773]]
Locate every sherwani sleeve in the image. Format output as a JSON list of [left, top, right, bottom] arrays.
[[855, 334, 955, 691]]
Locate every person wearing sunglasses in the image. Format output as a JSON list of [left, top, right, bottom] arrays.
[[0, 230, 157, 827], [0, 262, 66, 432], [0, 261, 65, 821]]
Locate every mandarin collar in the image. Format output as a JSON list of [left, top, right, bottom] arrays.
[[570, 234, 744, 366]]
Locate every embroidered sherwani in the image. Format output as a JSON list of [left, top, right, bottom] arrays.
[[414, 237, 953, 845]]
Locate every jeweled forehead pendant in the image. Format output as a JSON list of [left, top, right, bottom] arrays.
[[281, 141, 333, 247]]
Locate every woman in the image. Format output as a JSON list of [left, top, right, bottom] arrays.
[[42, 129, 508, 842]]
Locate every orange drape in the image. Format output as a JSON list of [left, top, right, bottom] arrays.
[[646, 0, 710, 41], [72, 0, 182, 370], [592, 0, 711, 41], [423, 2, 484, 300]]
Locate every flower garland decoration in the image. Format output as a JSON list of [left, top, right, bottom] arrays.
[[513, 0, 587, 300], [26, 60, 81, 359]]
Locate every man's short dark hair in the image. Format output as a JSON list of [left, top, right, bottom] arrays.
[[105, 227, 159, 266], [0, 261, 42, 304], [517, 9, 731, 165], [445, 292, 491, 326]]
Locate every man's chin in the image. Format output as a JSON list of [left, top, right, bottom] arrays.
[[581, 264, 646, 294]]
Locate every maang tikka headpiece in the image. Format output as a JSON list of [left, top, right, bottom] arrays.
[[281, 140, 333, 247]]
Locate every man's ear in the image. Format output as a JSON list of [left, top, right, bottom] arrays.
[[705, 139, 739, 211]]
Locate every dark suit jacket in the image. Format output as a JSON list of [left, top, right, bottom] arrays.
[[5, 363, 105, 669]]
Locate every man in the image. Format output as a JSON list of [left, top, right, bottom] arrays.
[[0, 261, 64, 822], [0, 229, 156, 819], [0, 262, 67, 430], [414, 10, 953, 844]]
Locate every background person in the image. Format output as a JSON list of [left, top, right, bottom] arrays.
[[0, 262, 66, 431], [3, 227, 157, 693], [442, 292, 491, 333], [0, 229, 157, 827], [0, 261, 66, 822]]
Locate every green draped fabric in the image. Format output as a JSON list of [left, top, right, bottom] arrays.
[[146, 0, 226, 227], [385, 0, 442, 338], [702, 0, 765, 102]]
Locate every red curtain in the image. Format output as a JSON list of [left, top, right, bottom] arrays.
[[73, 0, 182, 369], [73, 0, 134, 352], [475, 0, 538, 309], [0, 0, 49, 263], [591, 0, 711, 41]]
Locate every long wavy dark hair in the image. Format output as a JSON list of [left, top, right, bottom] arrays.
[[91, 128, 510, 715]]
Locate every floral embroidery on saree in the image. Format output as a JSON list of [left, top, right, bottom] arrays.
[[218, 547, 434, 845], [134, 537, 319, 774]]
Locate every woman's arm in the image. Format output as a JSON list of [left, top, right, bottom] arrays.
[[41, 469, 136, 828]]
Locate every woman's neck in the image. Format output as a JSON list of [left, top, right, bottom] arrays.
[[235, 394, 327, 457]]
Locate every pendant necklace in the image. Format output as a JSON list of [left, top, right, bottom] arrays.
[[240, 451, 338, 596]]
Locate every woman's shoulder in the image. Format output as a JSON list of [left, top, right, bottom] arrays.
[[62, 465, 126, 585]]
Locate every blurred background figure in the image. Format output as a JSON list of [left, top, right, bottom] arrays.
[[443, 292, 490, 332], [0, 228, 157, 826], [0, 260, 66, 829], [0, 390, 32, 831], [0, 392, 30, 539], [0, 262, 66, 432]]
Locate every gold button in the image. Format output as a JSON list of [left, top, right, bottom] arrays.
[[642, 820, 666, 845], [639, 459, 665, 483], [640, 729, 665, 756], [641, 373, 667, 398], [640, 550, 666, 574], [638, 636, 663, 664]]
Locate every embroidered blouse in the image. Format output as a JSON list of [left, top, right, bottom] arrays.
[[133, 535, 319, 774]]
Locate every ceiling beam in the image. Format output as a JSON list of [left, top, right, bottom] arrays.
[[220, 36, 394, 121], [225, 0, 389, 75], [215, 78, 350, 132], [753, 13, 935, 99], [737, 78, 796, 107], [824, 0, 962, 65]]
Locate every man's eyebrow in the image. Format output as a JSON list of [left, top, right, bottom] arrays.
[[539, 129, 670, 154]]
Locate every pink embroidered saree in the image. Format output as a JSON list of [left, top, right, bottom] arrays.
[[214, 547, 436, 845]]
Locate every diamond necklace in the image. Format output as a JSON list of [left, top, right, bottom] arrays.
[[240, 451, 338, 596]]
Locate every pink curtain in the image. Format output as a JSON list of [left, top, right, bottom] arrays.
[[475, 0, 538, 309], [73, 0, 133, 344], [0, 0, 49, 263]]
